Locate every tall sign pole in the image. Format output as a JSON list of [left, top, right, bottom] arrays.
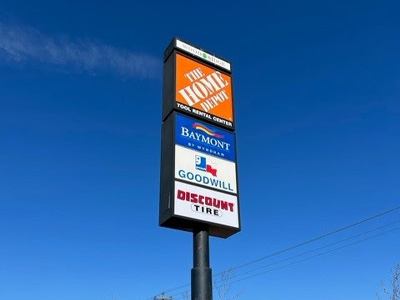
[[192, 229, 212, 299], [160, 38, 240, 300]]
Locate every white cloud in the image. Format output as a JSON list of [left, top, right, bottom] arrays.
[[0, 22, 161, 79]]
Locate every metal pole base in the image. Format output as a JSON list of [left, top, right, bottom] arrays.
[[191, 229, 213, 300], [191, 267, 212, 300]]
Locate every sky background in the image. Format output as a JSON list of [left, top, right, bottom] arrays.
[[0, 1, 399, 299]]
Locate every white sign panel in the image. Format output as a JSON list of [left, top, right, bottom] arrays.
[[174, 181, 239, 228], [175, 145, 237, 194], [176, 39, 231, 72]]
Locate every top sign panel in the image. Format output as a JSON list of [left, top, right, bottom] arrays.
[[175, 53, 234, 129], [175, 40, 231, 72]]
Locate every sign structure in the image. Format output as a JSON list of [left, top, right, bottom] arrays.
[[160, 39, 240, 238], [163, 39, 235, 130]]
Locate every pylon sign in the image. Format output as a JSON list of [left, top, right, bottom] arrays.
[[160, 38, 240, 238]]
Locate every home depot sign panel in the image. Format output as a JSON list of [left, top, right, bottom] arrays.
[[162, 39, 235, 130], [176, 54, 233, 128]]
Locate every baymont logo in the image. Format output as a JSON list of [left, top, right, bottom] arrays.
[[193, 123, 223, 138], [175, 114, 235, 161], [180, 126, 230, 151]]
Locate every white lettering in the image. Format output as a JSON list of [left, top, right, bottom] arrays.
[[178, 86, 201, 106]]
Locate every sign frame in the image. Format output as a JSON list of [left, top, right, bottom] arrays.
[[159, 111, 241, 238]]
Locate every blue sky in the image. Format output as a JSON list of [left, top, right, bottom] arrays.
[[0, 1, 399, 299]]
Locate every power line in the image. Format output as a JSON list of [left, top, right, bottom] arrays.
[[224, 205, 400, 273], [172, 221, 400, 296], [215, 219, 400, 283], [149, 205, 400, 299], [222, 226, 400, 287]]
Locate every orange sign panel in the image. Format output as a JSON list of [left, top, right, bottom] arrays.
[[176, 54, 233, 124]]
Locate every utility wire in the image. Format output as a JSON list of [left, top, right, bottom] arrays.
[[222, 226, 400, 287], [172, 225, 400, 300], [223, 205, 400, 273], [149, 205, 400, 299], [214, 219, 400, 284]]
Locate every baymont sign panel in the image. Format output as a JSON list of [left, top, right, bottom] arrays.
[[175, 113, 235, 161]]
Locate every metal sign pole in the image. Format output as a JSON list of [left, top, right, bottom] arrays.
[[192, 228, 212, 300]]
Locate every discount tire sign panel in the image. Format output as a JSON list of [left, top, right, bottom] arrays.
[[174, 181, 239, 228], [175, 145, 237, 194]]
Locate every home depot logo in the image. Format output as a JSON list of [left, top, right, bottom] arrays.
[[176, 54, 233, 121]]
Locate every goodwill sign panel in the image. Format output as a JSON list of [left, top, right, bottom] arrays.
[[175, 145, 237, 194]]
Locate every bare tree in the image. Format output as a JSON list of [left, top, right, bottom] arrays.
[[180, 290, 190, 300], [180, 269, 241, 300], [214, 268, 241, 300], [389, 264, 400, 300], [378, 264, 400, 300]]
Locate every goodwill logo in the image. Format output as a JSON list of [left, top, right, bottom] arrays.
[[196, 155, 217, 176], [175, 114, 235, 161]]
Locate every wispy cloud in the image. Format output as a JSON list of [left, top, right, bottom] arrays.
[[0, 22, 161, 79]]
